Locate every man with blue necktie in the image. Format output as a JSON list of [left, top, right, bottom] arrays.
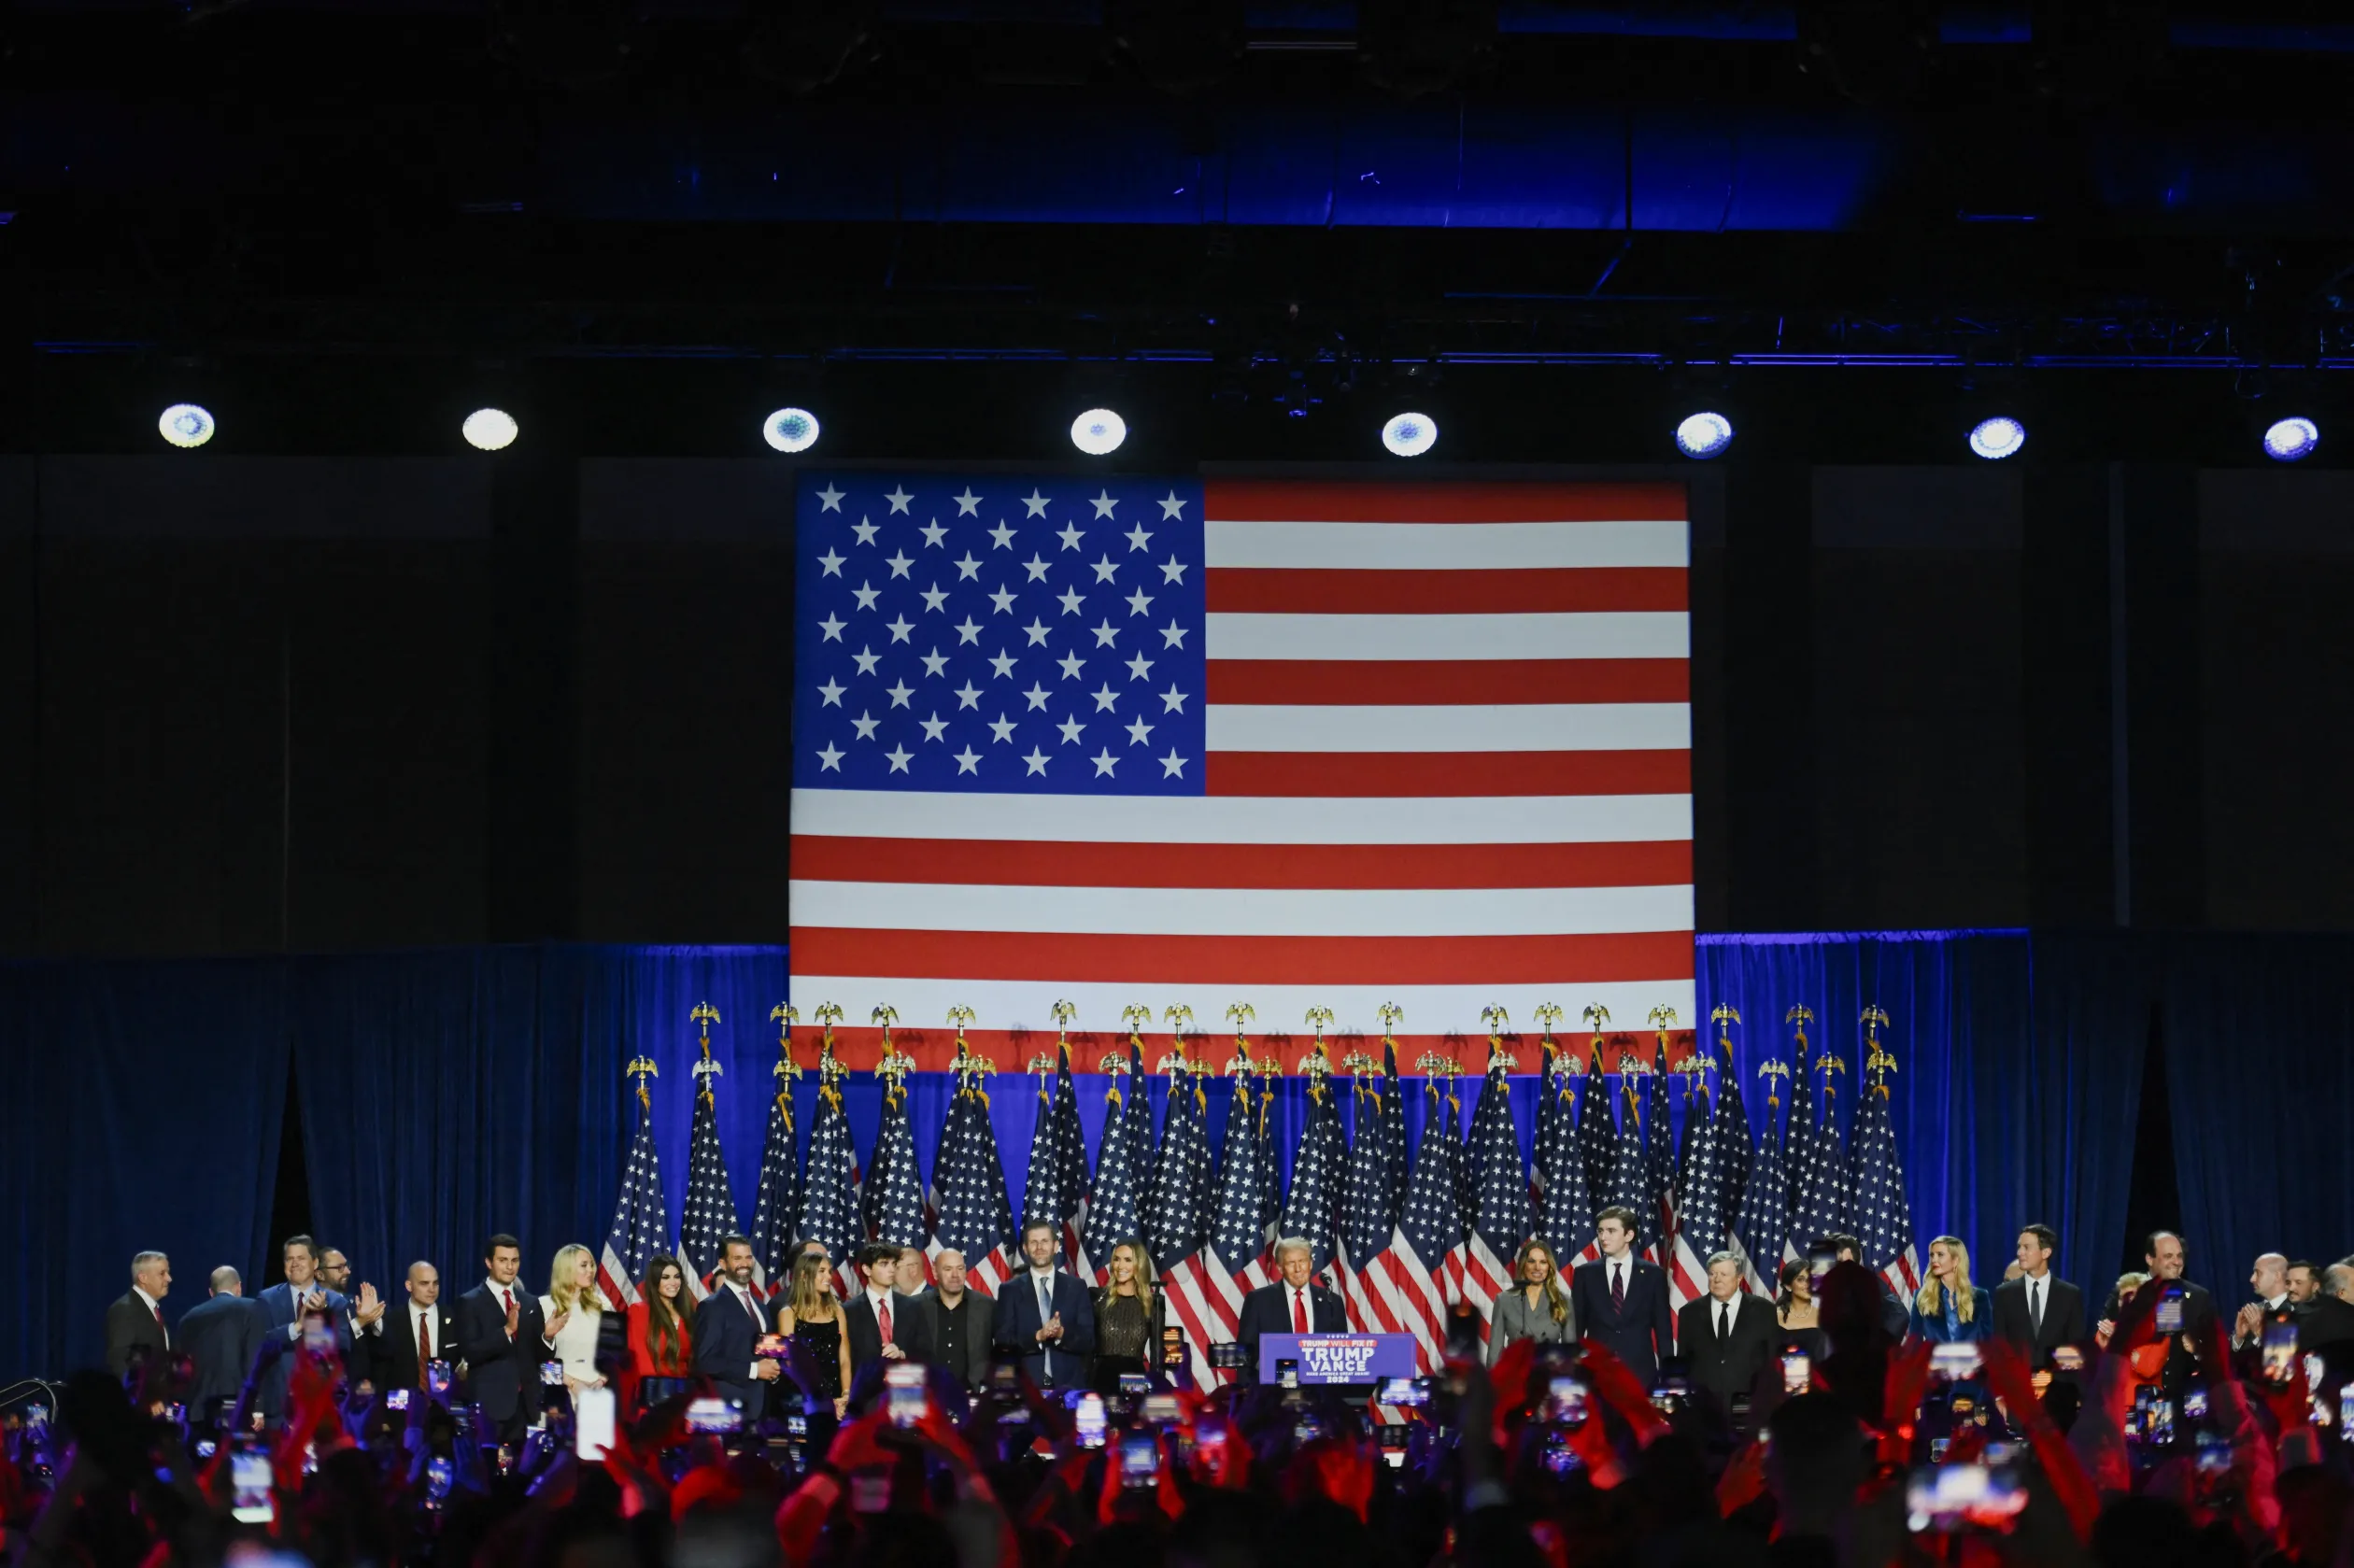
[[991, 1222, 1095, 1389], [254, 1236, 351, 1419]]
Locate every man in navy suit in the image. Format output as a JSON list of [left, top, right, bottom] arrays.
[[255, 1236, 351, 1419], [991, 1221, 1096, 1389], [454, 1234, 554, 1446], [691, 1234, 785, 1422], [1570, 1207, 1676, 1387], [1237, 1236, 1349, 1365], [177, 1266, 264, 1422]]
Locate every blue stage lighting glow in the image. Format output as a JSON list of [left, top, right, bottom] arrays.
[[158, 403, 215, 449], [1968, 416, 2027, 460], [2263, 417, 2319, 462], [762, 406, 820, 453], [1071, 408, 1127, 455], [1382, 411, 1438, 457], [1674, 411, 1734, 459]]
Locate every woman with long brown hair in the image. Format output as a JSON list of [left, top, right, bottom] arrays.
[[1091, 1237, 1167, 1391], [778, 1251, 852, 1419], [1489, 1237, 1576, 1364], [624, 1252, 693, 1409]]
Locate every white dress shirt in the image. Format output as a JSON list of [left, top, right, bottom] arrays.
[[133, 1286, 169, 1349], [723, 1280, 767, 1378]]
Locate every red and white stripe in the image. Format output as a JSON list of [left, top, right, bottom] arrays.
[[1455, 1232, 1512, 1349], [1881, 1245, 1921, 1302], [596, 1249, 640, 1311], [792, 480, 1693, 1053], [1372, 1234, 1451, 1374]]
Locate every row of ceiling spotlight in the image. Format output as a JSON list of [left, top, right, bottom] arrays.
[[154, 403, 2328, 464]]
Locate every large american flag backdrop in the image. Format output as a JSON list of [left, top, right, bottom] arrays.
[[788, 473, 1695, 1062]]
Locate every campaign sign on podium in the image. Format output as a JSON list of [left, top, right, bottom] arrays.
[[1256, 1333, 1417, 1385]]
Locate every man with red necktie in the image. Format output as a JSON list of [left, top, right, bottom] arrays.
[[691, 1235, 785, 1423], [106, 1250, 174, 1378], [455, 1234, 555, 1446], [1237, 1236, 1348, 1369]]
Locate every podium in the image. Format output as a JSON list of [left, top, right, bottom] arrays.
[[1255, 1333, 1418, 1386]]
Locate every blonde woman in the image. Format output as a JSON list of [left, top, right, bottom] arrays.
[[539, 1243, 608, 1392], [1908, 1235, 1991, 1344], [777, 1252, 852, 1418], [1489, 1237, 1576, 1365], [1091, 1237, 1167, 1391]]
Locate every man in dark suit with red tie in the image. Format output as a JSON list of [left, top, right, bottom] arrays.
[[455, 1235, 554, 1446], [1570, 1207, 1676, 1387], [105, 1251, 174, 1378], [1237, 1237, 1349, 1361], [691, 1235, 784, 1422], [360, 1262, 460, 1394]]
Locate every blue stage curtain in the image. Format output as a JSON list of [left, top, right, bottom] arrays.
[[2159, 934, 2354, 1300], [0, 957, 291, 1381], [1696, 931, 2150, 1298], [291, 945, 791, 1301]]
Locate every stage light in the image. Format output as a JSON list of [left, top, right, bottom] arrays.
[[462, 408, 519, 451], [1070, 408, 1127, 456], [1674, 411, 1734, 459], [762, 406, 821, 453], [1382, 411, 1438, 457], [158, 403, 215, 449], [1968, 416, 2026, 460], [2263, 417, 2319, 462]]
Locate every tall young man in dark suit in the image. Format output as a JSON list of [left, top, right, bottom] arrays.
[[990, 1221, 1096, 1390], [1677, 1252, 1774, 1410], [455, 1234, 553, 1445], [1991, 1223, 2086, 1374], [844, 1242, 931, 1388], [691, 1235, 784, 1421], [1236, 1236, 1348, 1362], [177, 1266, 263, 1420], [255, 1236, 351, 1418], [105, 1250, 174, 1378], [1570, 1207, 1674, 1386]]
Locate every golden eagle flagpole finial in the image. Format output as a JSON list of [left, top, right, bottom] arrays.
[[625, 1052, 659, 1113], [688, 1002, 723, 1108]]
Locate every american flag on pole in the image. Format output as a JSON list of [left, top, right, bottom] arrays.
[[1606, 1067, 1654, 1256], [1711, 1029, 1752, 1239], [1085, 1038, 1150, 1282], [1644, 1038, 1678, 1267], [930, 1062, 1016, 1296], [1852, 1018, 1921, 1298], [1462, 1045, 1527, 1337], [1277, 1042, 1347, 1272], [1142, 1056, 1210, 1281], [1018, 1060, 1065, 1255], [787, 475, 1694, 1065], [1051, 1036, 1094, 1278], [1792, 1056, 1851, 1249], [1162, 1064, 1275, 1389], [1666, 1066, 1725, 1312], [1336, 1053, 1407, 1336], [1376, 1073, 1471, 1373], [746, 1065, 802, 1297], [1576, 1039, 1620, 1231], [795, 1065, 861, 1297], [598, 1069, 671, 1308], [1785, 1018, 1817, 1235], [1534, 1048, 1595, 1264], [866, 1074, 929, 1253], [1732, 1069, 1791, 1296], [679, 1038, 743, 1304]]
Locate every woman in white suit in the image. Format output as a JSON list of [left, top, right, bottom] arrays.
[[1489, 1237, 1577, 1364], [540, 1243, 611, 1395]]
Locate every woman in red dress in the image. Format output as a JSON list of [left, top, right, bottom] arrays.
[[623, 1251, 693, 1409]]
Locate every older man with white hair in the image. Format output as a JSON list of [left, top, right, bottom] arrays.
[[1236, 1236, 1348, 1367]]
